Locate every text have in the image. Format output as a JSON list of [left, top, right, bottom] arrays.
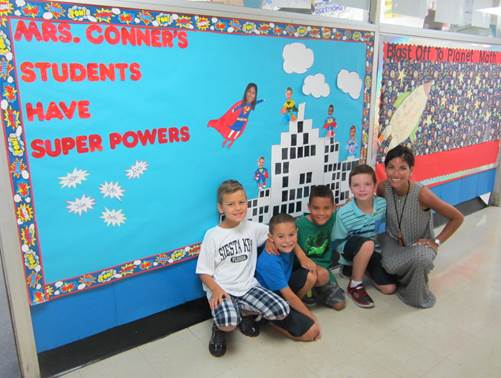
[[26, 100, 90, 122]]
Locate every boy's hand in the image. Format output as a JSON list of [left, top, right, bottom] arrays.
[[265, 238, 280, 256], [209, 287, 229, 310], [314, 321, 321, 340]]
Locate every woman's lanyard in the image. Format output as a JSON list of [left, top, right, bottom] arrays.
[[392, 182, 410, 246]]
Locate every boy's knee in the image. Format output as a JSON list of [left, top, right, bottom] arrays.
[[332, 300, 346, 311], [316, 267, 329, 285], [360, 240, 375, 253], [379, 284, 397, 295], [216, 324, 237, 332], [300, 323, 320, 342]]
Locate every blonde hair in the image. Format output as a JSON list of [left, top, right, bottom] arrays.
[[217, 180, 246, 204]]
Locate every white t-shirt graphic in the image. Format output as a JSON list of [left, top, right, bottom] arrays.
[[196, 220, 268, 297]]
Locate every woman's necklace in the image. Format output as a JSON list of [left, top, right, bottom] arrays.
[[392, 182, 410, 246]]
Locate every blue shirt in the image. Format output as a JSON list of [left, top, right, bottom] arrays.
[[332, 196, 386, 266], [255, 248, 294, 291]]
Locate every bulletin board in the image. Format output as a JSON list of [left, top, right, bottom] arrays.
[[374, 36, 500, 191], [0, 0, 375, 304]]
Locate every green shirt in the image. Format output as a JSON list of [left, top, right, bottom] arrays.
[[296, 212, 336, 268]]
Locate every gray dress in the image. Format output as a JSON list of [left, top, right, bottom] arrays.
[[382, 181, 437, 308]]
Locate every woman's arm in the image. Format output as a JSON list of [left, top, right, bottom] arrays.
[[418, 186, 464, 246]]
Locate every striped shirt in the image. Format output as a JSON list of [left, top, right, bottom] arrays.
[[332, 196, 386, 266]]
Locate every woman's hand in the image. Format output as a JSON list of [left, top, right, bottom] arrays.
[[414, 238, 438, 251]]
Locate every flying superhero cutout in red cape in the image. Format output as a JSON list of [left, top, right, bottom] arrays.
[[208, 83, 263, 148]]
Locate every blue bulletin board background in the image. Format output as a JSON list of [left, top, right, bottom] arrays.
[[15, 25, 366, 283], [0, 1, 374, 350], [3, 1, 373, 305]]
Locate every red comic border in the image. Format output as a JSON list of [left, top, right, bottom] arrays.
[[0, 0, 374, 304]]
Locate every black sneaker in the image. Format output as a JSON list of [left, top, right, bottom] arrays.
[[209, 324, 226, 357], [238, 316, 260, 337]]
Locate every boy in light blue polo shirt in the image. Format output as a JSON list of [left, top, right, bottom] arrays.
[[332, 164, 396, 308]]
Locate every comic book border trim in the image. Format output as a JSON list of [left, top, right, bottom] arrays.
[[0, 0, 374, 305]]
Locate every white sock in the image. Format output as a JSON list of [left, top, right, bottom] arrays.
[[350, 280, 362, 288]]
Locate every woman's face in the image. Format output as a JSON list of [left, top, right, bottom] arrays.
[[246, 86, 256, 103], [385, 156, 412, 192]]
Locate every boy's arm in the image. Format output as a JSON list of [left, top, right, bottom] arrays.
[[279, 287, 320, 336], [331, 214, 348, 254], [198, 274, 229, 311], [280, 287, 316, 320], [293, 245, 316, 272], [196, 231, 228, 310]]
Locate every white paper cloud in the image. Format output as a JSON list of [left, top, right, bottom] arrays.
[[283, 43, 314, 74], [337, 69, 362, 100], [302, 74, 330, 98]]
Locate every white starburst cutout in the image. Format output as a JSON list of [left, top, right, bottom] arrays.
[[101, 208, 126, 227], [66, 195, 95, 215], [126, 160, 148, 179], [99, 182, 125, 200], [59, 168, 89, 189]]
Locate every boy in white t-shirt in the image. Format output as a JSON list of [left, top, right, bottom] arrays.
[[196, 180, 289, 357]]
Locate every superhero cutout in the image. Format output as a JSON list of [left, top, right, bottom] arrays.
[[254, 156, 269, 189], [346, 125, 358, 159], [323, 104, 337, 138], [280, 87, 298, 122], [208, 83, 263, 149]]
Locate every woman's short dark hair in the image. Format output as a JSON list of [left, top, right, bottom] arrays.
[[384, 145, 415, 168]]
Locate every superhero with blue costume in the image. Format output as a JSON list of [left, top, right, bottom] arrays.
[[254, 157, 269, 189], [346, 125, 358, 158]]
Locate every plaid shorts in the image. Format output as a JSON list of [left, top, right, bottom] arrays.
[[212, 285, 290, 328]]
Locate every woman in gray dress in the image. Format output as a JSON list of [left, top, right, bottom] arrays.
[[377, 145, 464, 308]]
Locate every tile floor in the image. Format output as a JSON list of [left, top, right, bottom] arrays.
[[61, 207, 501, 378]]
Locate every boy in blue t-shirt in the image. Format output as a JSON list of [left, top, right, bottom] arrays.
[[256, 214, 320, 341], [332, 164, 396, 308]]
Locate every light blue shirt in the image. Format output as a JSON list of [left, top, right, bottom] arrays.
[[332, 196, 386, 266]]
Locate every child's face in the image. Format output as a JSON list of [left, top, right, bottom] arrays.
[[308, 196, 335, 226], [286, 89, 292, 99], [350, 173, 375, 202], [350, 127, 356, 138], [246, 86, 256, 103], [385, 157, 412, 192], [269, 222, 297, 253], [218, 190, 248, 226], [328, 106, 333, 115], [258, 158, 264, 168]]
